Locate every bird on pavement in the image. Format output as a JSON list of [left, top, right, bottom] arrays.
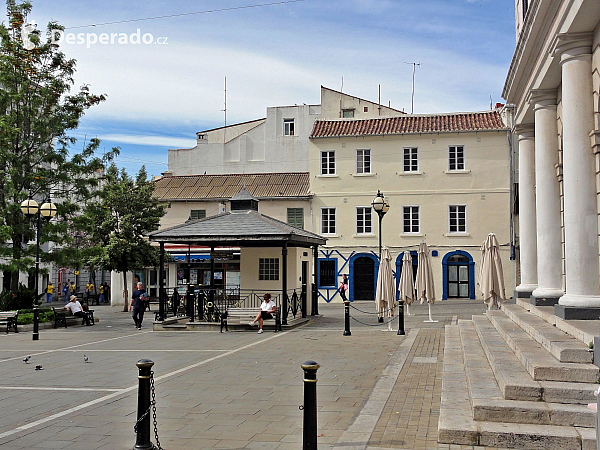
[[23, 355, 31, 364], [35, 365, 43, 370], [83, 354, 89, 363]]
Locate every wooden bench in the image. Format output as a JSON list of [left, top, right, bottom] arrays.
[[53, 307, 95, 328], [220, 307, 281, 333], [0, 311, 18, 334]]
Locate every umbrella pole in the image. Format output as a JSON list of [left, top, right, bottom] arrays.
[[406, 304, 411, 316], [424, 303, 438, 323]]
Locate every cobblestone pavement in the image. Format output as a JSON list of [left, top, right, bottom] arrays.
[[0, 300, 507, 449]]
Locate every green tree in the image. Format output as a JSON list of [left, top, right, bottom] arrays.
[[0, 1, 117, 290], [85, 164, 165, 311]]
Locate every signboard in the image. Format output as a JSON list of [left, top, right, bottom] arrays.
[[74, 271, 79, 275], [210, 252, 234, 261]]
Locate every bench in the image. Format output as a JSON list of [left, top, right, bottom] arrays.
[[53, 307, 95, 328], [220, 307, 281, 333], [0, 311, 18, 334]]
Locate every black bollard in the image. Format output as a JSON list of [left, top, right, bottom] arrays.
[[32, 307, 39, 341], [343, 301, 351, 336], [397, 301, 405, 336], [301, 360, 320, 450], [134, 359, 154, 450]]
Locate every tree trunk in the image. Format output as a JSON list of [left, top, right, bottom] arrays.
[[122, 271, 129, 312]]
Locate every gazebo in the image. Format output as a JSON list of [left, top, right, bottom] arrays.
[[149, 189, 326, 323]]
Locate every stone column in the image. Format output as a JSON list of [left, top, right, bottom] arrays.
[[530, 90, 564, 305], [554, 33, 600, 317], [515, 125, 538, 297]]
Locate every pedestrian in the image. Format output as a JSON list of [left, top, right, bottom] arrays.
[[45, 281, 54, 303], [129, 282, 149, 330], [85, 281, 94, 301], [248, 293, 277, 334], [69, 280, 76, 297], [103, 282, 110, 304], [99, 283, 104, 303], [63, 281, 69, 303], [64, 295, 91, 325], [339, 274, 349, 301]]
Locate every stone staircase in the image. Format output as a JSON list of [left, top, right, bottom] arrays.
[[439, 300, 599, 449]]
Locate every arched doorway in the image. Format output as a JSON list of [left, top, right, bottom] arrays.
[[395, 251, 418, 299], [350, 254, 378, 301], [442, 250, 475, 299]]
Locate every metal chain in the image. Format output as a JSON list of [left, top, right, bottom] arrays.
[[350, 315, 396, 326], [151, 372, 162, 450], [349, 303, 396, 315]]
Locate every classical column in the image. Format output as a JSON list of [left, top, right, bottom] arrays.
[[530, 90, 564, 305], [554, 33, 600, 315], [515, 125, 538, 297]]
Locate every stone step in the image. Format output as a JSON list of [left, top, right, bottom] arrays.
[[501, 303, 593, 363], [472, 315, 597, 404], [472, 398, 595, 428], [478, 422, 586, 450], [486, 310, 599, 383]]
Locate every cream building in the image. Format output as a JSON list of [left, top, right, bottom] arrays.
[[503, 0, 600, 318], [308, 110, 516, 303]]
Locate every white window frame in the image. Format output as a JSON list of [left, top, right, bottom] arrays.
[[403, 147, 419, 172], [321, 207, 336, 235], [283, 118, 295, 136], [321, 150, 336, 175], [448, 204, 467, 233], [259, 258, 279, 281], [356, 206, 373, 235], [356, 149, 371, 174], [448, 145, 465, 171], [402, 205, 420, 234]]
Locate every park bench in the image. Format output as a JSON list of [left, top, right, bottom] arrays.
[[0, 311, 18, 334], [52, 307, 95, 328], [220, 307, 281, 333]]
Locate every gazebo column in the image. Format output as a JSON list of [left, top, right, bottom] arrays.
[[530, 90, 564, 306], [158, 242, 165, 321], [312, 245, 319, 316], [515, 125, 538, 298], [282, 242, 288, 325], [554, 33, 600, 318], [210, 246, 215, 308]]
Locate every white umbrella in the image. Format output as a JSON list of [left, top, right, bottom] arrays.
[[398, 251, 415, 316], [415, 242, 437, 322], [479, 232, 505, 309], [375, 247, 396, 329]]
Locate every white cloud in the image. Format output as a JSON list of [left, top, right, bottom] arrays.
[[100, 133, 196, 148]]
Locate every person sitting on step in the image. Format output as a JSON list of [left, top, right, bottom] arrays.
[[249, 293, 276, 334]]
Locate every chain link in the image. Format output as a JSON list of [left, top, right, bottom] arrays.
[[349, 303, 396, 315], [350, 315, 396, 326], [133, 371, 162, 450]]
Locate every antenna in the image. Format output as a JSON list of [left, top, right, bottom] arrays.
[[404, 62, 420, 114], [378, 84, 381, 116], [490, 95, 493, 110], [340, 76, 344, 118], [222, 76, 227, 144]]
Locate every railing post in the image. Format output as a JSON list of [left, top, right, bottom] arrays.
[[32, 307, 39, 341], [134, 359, 154, 450], [198, 292, 205, 321], [397, 301, 405, 336], [301, 360, 320, 450], [187, 287, 194, 322], [311, 283, 318, 316], [343, 300, 351, 336]]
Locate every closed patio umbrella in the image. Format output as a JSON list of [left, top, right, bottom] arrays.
[[376, 247, 396, 329], [398, 251, 415, 316], [416, 242, 437, 322], [479, 232, 505, 309]]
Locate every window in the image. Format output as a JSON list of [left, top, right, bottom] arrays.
[[356, 207, 372, 234], [449, 145, 465, 171], [403, 147, 418, 172], [523, 0, 528, 19], [287, 208, 304, 229], [356, 149, 371, 174], [319, 260, 336, 287], [284, 118, 295, 136], [447, 254, 470, 298], [321, 151, 336, 175], [321, 207, 336, 234], [342, 109, 355, 118], [403, 206, 420, 233], [363, 106, 368, 113], [449, 205, 467, 233], [190, 209, 206, 220], [259, 258, 279, 281]]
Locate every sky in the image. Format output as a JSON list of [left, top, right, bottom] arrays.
[[22, 0, 517, 177]]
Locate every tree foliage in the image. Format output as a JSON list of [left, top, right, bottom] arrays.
[[0, 1, 117, 289]]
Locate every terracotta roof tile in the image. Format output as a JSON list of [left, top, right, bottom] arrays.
[[310, 110, 506, 138], [153, 172, 311, 201]]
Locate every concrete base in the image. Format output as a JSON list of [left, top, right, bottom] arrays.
[[515, 289, 534, 299], [554, 305, 600, 320], [594, 336, 600, 369], [530, 295, 560, 307]]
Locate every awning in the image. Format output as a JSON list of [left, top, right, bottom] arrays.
[[169, 254, 211, 262]]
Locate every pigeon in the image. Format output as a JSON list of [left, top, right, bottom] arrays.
[[83, 355, 89, 363], [23, 356, 31, 364], [35, 365, 43, 371]]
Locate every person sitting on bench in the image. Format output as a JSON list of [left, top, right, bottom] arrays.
[[65, 295, 91, 325], [249, 293, 276, 334]]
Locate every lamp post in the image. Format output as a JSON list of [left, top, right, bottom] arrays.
[[73, 231, 83, 293], [21, 197, 57, 341], [372, 191, 390, 323]]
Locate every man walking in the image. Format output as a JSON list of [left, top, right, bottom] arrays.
[[129, 282, 148, 330]]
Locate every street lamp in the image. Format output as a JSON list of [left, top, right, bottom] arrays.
[[20, 197, 57, 341], [371, 190, 390, 259]]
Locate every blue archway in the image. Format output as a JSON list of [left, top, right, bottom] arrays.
[[395, 251, 418, 300], [349, 253, 379, 302], [442, 250, 475, 300]]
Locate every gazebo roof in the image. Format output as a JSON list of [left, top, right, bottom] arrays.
[[149, 210, 326, 247], [230, 188, 259, 202]]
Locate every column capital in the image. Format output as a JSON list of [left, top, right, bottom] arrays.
[[552, 32, 593, 64], [528, 89, 558, 111], [514, 124, 535, 140]]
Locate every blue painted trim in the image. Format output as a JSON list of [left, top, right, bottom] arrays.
[[348, 253, 379, 302], [318, 258, 338, 290], [441, 250, 475, 300]]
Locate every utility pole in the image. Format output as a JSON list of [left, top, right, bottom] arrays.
[[222, 76, 227, 144], [404, 62, 420, 114]]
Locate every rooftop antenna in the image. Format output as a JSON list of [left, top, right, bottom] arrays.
[[378, 84, 381, 116], [221, 76, 227, 144], [490, 95, 493, 110], [405, 62, 420, 114], [339, 76, 344, 118]]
